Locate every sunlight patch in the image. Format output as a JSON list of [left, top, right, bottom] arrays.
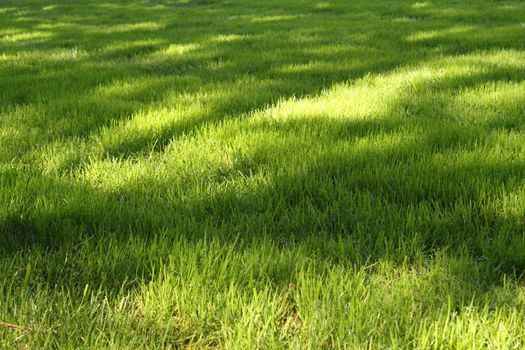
[[211, 34, 249, 43], [450, 82, 525, 126], [163, 43, 199, 55], [250, 15, 305, 23], [1, 31, 53, 43], [412, 2, 431, 9], [314, 2, 333, 10], [406, 26, 476, 42]]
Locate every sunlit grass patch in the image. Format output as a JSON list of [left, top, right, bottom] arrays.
[[1, 30, 53, 43]]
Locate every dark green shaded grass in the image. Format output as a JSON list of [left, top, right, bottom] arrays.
[[1, 0, 525, 348]]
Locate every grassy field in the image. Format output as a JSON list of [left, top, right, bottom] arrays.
[[1, 0, 525, 348]]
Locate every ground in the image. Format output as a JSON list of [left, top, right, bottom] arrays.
[[1, 0, 525, 348]]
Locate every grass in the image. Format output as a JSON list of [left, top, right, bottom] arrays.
[[1, 0, 525, 348]]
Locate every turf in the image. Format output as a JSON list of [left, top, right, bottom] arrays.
[[1, 0, 525, 348]]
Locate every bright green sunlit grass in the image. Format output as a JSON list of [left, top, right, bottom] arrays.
[[1, 0, 525, 348]]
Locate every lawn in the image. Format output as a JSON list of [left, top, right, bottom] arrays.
[[1, 0, 525, 348]]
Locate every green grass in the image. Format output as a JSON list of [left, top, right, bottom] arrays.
[[1, 0, 525, 348]]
